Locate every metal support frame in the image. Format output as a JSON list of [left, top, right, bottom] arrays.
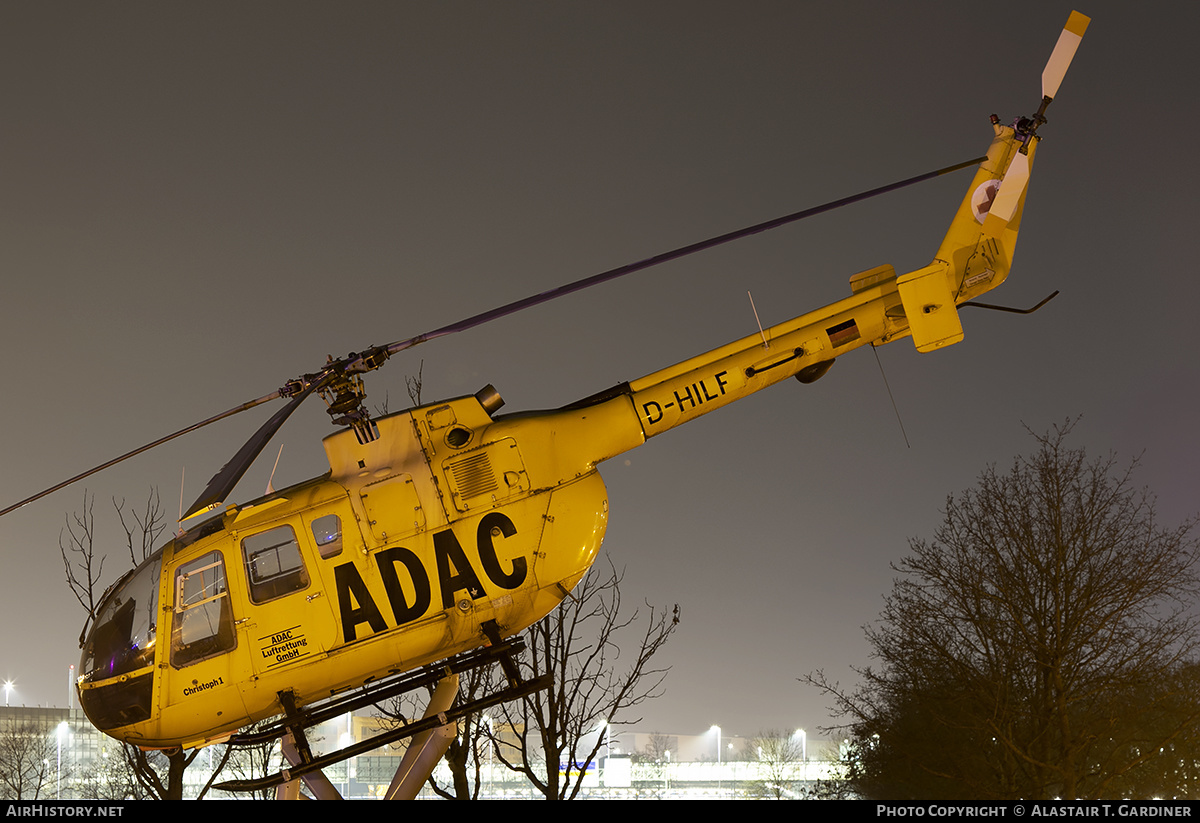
[[218, 628, 549, 797]]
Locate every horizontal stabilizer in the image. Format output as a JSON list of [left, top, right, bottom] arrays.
[[897, 264, 964, 352]]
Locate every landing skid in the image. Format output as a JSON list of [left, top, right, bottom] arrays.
[[216, 627, 548, 797]]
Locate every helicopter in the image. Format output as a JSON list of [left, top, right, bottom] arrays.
[[3, 10, 1087, 796]]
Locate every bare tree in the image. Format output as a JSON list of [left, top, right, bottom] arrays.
[[745, 730, 802, 799], [807, 422, 1200, 800], [218, 725, 286, 800], [372, 362, 424, 418], [486, 557, 679, 799], [630, 732, 677, 799], [75, 741, 146, 800], [60, 490, 233, 800], [0, 721, 57, 800], [114, 490, 168, 567], [122, 744, 231, 801], [60, 493, 104, 622], [61, 490, 167, 622], [640, 732, 674, 763], [426, 665, 496, 800], [377, 663, 496, 800], [405, 360, 423, 407], [801, 743, 856, 800]]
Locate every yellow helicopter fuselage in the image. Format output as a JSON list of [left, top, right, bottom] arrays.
[[79, 118, 1037, 749]]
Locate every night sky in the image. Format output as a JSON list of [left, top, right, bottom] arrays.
[[2, 2, 1197, 746]]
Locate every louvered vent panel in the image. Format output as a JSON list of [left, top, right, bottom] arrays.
[[449, 453, 497, 499]]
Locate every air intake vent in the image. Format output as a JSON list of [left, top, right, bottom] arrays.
[[448, 453, 498, 500]]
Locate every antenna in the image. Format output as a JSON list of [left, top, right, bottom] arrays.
[[266, 445, 285, 494], [747, 291, 769, 349], [176, 467, 186, 534], [872, 345, 910, 449]]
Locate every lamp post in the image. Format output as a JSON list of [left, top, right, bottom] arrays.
[[483, 715, 494, 798], [794, 727, 808, 785], [56, 721, 68, 799], [339, 712, 354, 798], [793, 727, 807, 760], [4, 680, 12, 707], [595, 719, 609, 786], [710, 725, 722, 796]]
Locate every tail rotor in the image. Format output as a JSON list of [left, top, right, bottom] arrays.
[[985, 11, 1090, 234]]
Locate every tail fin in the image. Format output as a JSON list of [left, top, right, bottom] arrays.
[[897, 10, 1089, 353]]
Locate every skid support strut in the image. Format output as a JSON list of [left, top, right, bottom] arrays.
[[218, 626, 549, 797], [383, 672, 459, 799]]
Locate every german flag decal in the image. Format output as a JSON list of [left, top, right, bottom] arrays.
[[826, 318, 860, 348]]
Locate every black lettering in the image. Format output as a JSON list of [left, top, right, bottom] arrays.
[[433, 529, 487, 609], [333, 562, 387, 643], [183, 676, 225, 697], [715, 370, 729, 394], [673, 384, 696, 410], [476, 512, 527, 589], [699, 378, 719, 401], [375, 546, 432, 626], [642, 401, 663, 425]]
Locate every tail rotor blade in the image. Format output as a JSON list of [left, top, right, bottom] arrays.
[[1042, 11, 1090, 101], [985, 10, 1089, 237], [987, 150, 1031, 227]]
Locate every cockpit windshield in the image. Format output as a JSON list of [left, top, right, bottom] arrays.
[[80, 550, 163, 682]]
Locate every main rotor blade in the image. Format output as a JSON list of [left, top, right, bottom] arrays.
[[3, 156, 986, 523], [383, 155, 988, 357], [0, 391, 280, 519], [182, 378, 326, 520]]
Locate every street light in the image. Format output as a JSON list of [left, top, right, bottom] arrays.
[[793, 727, 808, 785], [4, 680, 12, 707], [710, 725, 722, 796], [482, 714, 494, 797], [56, 721, 68, 799], [339, 712, 354, 798], [595, 719, 610, 786]]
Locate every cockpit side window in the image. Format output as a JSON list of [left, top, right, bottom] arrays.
[[242, 525, 310, 603], [171, 551, 236, 668]]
